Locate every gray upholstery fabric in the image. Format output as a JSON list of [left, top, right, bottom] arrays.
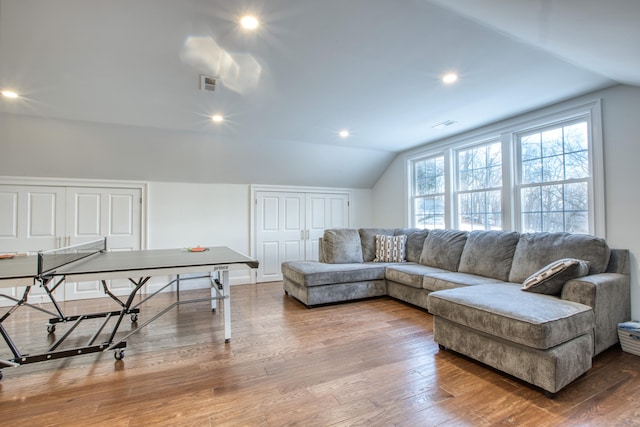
[[433, 316, 593, 394], [458, 230, 519, 281], [508, 232, 610, 283], [606, 249, 630, 274], [562, 272, 631, 355], [427, 283, 594, 349], [387, 281, 430, 310], [322, 229, 364, 264], [404, 229, 429, 263], [422, 272, 504, 292], [284, 276, 386, 306], [359, 228, 395, 262], [419, 229, 468, 271], [282, 261, 385, 287], [385, 263, 446, 289]]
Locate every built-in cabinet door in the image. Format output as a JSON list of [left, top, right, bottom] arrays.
[[0, 185, 66, 305], [64, 187, 141, 300], [305, 193, 349, 261], [0, 184, 142, 306], [254, 190, 350, 282], [256, 191, 305, 282]]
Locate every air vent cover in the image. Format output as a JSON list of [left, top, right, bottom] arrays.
[[200, 75, 217, 92]]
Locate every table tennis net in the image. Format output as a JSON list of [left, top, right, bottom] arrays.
[[38, 238, 106, 276]]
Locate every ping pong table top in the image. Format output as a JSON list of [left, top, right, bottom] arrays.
[[0, 246, 259, 286]]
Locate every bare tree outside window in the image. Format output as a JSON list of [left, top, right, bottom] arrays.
[[413, 156, 445, 229], [457, 141, 502, 231], [518, 121, 590, 233]]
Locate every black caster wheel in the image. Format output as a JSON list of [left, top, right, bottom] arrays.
[[130, 314, 138, 323], [114, 349, 125, 360], [47, 324, 56, 334], [0, 370, 3, 380]]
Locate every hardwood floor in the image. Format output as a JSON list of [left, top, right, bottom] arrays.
[[1, 282, 639, 426]]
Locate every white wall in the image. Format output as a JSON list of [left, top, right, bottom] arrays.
[[372, 84, 640, 319]]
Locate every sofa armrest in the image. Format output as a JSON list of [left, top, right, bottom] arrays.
[[562, 273, 631, 355]]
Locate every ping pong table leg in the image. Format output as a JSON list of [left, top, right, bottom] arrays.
[[220, 270, 231, 343]]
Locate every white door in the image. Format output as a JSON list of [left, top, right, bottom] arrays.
[[0, 185, 66, 306], [64, 187, 142, 300], [305, 193, 349, 261], [254, 190, 350, 282], [255, 192, 305, 282], [0, 185, 66, 253]]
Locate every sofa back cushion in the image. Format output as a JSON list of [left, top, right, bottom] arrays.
[[323, 229, 364, 264], [419, 229, 467, 271], [404, 229, 429, 263], [508, 232, 611, 283], [458, 230, 520, 281], [359, 228, 395, 262]]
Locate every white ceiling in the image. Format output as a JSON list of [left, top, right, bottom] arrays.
[[1, 0, 637, 187]]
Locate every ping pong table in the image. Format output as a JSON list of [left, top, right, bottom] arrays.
[[0, 238, 258, 379]]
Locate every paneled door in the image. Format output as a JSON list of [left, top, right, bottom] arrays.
[[64, 187, 142, 300], [254, 190, 350, 282], [305, 193, 349, 261], [255, 192, 305, 282], [0, 185, 66, 305]]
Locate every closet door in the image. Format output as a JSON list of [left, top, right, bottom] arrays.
[[64, 187, 142, 300], [305, 193, 349, 261], [0, 185, 66, 306], [255, 192, 305, 282], [254, 190, 350, 282]]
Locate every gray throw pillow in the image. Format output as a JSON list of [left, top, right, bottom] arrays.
[[323, 229, 363, 264], [521, 258, 589, 295]]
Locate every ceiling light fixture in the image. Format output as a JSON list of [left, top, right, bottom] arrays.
[[442, 73, 458, 84], [339, 130, 350, 138], [1, 90, 19, 99], [240, 15, 259, 30], [211, 114, 224, 123]]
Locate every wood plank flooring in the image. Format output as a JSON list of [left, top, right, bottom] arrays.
[[1, 282, 639, 426]]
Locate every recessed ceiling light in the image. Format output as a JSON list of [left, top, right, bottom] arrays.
[[211, 114, 224, 123], [339, 130, 350, 138], [442, 73, 458, 84], [1, 90, 19, 99], [240, 15, 259, 30]]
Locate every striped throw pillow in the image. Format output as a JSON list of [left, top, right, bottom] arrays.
[[373, 234, 406, 263]]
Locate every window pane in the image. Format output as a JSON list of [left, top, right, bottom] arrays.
[[415, 196, 444, 229], [414, 156, 444, 196], [517, 119, 591, 234]]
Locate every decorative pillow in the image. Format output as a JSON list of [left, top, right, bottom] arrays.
[[373, 234, 406, 263], [521, 258, 589, 295]]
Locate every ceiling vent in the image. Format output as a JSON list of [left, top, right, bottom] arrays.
[[432, 120, 457, 130], [200, 75, 217, 92]]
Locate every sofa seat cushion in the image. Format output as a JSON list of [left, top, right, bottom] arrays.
[[282, 261, 386, 287], [427, 284, 594, 350], [423, 272, 504, 292], [385, 263, 447, 289]]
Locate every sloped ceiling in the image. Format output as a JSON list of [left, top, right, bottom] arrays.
[[0, 0, 637, 187]]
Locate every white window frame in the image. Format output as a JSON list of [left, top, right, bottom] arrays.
[[408, 153, 447, 229], [405, 99, 605, 237]]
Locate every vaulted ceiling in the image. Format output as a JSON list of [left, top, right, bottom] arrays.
[[1, 1, 638, 187]]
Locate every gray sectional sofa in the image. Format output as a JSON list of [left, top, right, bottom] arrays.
[[281, 228, 631, 397]]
